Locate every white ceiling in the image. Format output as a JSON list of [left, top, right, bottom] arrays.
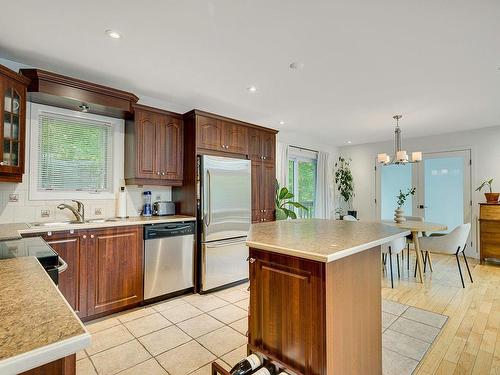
[[1, 0, 499, 146]]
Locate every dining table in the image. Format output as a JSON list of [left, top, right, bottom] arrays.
[[382, 220, 447, 283]]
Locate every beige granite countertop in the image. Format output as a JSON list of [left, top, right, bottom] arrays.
[[0, 257, 90, 373], [0, 215, 196, 240], [246, 219, 410, 262]]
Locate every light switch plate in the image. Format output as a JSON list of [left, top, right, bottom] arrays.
[[8, 193, 19, 202], [94, 208, 103, 216], [40, 209, 50, 218]]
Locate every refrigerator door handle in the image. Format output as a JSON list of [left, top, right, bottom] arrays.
[[204, 170, 212, 227]]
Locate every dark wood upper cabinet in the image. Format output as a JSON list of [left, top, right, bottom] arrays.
[[252, 159, 276, 223], [248, 128, 275, 162], [221, 121, 248, 154], [197, 116, 222, 152], [0, 64, 30, 182], [20, 69, 138, 119], [125, 104, 183, 186], [86, 226, 144, 316]]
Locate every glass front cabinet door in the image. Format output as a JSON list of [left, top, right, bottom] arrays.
[[0, 65, 29, 182]]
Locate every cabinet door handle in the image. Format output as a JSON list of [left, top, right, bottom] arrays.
[[248, 257, 256, 263], [161, 172, 165, 176], [82, 235, 87, 239], [156, 172, 161, 175], [90, 234, 94, 239], [263, 209, 267, 213], [0, 161, 4, 166]]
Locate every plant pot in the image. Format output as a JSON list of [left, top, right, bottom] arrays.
[[484, 193, 500, 203], [394, 208, 406, 223], [347, 210, 357, 218]]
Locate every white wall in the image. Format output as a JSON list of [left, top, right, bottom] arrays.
[[340, 125, 500, 256]]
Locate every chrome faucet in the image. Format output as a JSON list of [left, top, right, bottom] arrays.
[[57, 200, 85, 223]]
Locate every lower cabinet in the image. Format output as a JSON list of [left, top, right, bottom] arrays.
[[25, 225, 144, 320], [86, 226, 144, 316]]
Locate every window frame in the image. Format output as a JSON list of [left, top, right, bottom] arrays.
[[28, 103, 122, 201], [288, 147, 318, 218]]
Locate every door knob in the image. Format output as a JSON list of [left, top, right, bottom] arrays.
[[418, 205, 428, 209]]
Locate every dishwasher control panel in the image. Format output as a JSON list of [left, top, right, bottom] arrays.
[[144, 222, 195, 240]]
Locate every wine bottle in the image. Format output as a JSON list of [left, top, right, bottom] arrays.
[[252, 363, 277, 375], [230, 353, 262, 375]]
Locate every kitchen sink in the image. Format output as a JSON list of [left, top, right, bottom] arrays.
[[28, 218, 123, 228]]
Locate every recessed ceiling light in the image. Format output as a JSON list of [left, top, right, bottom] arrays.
[[279, 120, 285, 125], [247, 86, 257, 93], [105, 29, 122, 39], [347, 140, 352, 144], [289, 62, 305, 70]]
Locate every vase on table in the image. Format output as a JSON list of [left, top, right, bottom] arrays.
[[394, 207, 406, 223]]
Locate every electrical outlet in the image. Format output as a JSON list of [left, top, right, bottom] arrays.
[[40, 209, 50, 218], [94, 208, 103, 216], [8, 193, 19, 202], [155, 195, 161, 201]]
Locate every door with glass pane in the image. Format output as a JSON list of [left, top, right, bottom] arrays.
[[288, 155, 317, 218], [378, 163, 414, 220], [0, 78, 25, 177], [415, 150, 471, 234]]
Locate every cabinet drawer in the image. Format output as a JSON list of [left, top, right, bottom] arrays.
[[479, 220, 500, 234], [480, 205, 500, 220]]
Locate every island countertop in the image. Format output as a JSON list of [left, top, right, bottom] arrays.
[[246, 219, 410, 262], [0, 256, 90, 374]]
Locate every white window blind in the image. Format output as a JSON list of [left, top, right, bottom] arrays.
[[37, 112, 113, 192]]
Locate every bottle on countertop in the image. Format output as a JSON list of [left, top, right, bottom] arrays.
[[252, 363, 277, 375], [230, 353, 263, 375]]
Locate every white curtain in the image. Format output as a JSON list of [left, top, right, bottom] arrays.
[[315, 151, 333, 219], [276, 142, 289, 189]]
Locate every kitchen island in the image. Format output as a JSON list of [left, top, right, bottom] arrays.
[[246, 219, 409, 375], [0, 254, 90, 374]]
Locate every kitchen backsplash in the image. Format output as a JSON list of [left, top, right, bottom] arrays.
[[0, 180, 172, 224]]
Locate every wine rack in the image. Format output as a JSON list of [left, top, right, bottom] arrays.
[[211, 344, 303, 375]]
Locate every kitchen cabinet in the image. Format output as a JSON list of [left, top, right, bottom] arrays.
[[196, 115, 248, 155], [125, 104, 183, 186], [86, 226, 143, 316], [41, 231, 87, 318], [0, 64, 30, 182], [249, 129, 276, 223], [24, 225, 143, 320], [479, 203, 500, 263]]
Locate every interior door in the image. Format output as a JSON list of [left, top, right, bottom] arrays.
[[415, 150, 472, 236]]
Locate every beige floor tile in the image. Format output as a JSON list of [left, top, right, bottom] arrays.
[[117, 307, 155, 323], [220, 344, 247, 367], [85, 316, 121, 334], [189, 361, 231, 375], [382, 329, 430, 361], [152, 297, 188, 312], [390, 316, 440, 343], [139, 325, 191, 356], [215, 289, 249, 303], [86, 324, 134, 356], [402, 306, 448, 328], [156, 340, 216, 375], [124, 312, 172, 337], [183, 294, 228, 312], [177, 313, 225, 338], [382, 348, 419, 375], [229, 317, 248, 335], [160, 302, 203, 323], [233, 299, 249, 311], [382, 300, 408, 316], [76, 357, 97, 375], [119, 358, 168, 375], [76, 350, 87, 361], [90, 340, 151, 375], [197, 326, 246, 357], [382, 312, 398, 330], [208, 304, 247, 324]]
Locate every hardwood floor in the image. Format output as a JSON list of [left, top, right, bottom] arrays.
[[381, 252, 500, 374]]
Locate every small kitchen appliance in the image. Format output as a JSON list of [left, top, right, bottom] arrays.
[[142, 191, 152, 217], [153, 201, 175, 216]]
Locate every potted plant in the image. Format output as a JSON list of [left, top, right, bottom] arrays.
[[476, 179, 499, 203], [334, 157, 356, 217], [275, 181, 308, 220], [394, 187, 416, 223]]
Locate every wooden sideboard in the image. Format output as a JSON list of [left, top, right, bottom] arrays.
[[479, 203, 500, 263]]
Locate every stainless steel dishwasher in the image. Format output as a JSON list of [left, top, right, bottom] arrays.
[[144, 221, 195, 300]]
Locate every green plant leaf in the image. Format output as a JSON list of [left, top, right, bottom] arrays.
[[286, 201, 308, 210], [278, 187, 289, 200]]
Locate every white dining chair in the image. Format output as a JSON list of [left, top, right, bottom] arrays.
[[342, 215, 357, 221], [381, 237, 407, 288], [418, 223, 472, 288]]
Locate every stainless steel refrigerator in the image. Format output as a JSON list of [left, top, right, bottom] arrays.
[[199, 155, 251, 292]]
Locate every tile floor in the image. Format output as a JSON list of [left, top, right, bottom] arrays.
[[77, 283, 447, 375]]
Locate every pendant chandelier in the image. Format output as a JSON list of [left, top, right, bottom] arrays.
[[377, 115, 422, 165]]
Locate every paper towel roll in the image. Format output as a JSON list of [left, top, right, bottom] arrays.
[[116, 187, 127, 218]]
